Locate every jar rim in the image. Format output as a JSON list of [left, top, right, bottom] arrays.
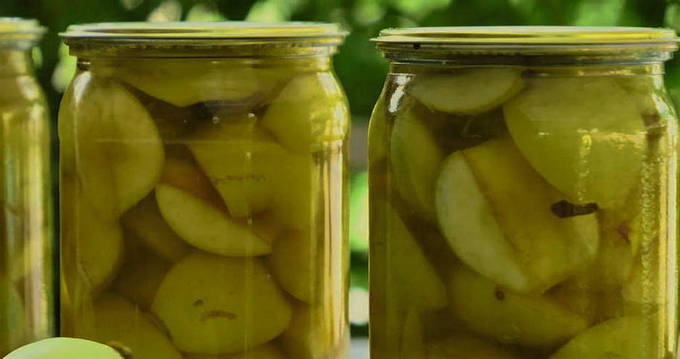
[[374, 26, 679, 58], [0, 18, 45, 43], [62, 21, 347, 58]]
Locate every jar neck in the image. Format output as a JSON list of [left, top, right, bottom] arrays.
[[389, 61, 667, 77], [81, 55, 334, 73], [0, 48, 35, 77]]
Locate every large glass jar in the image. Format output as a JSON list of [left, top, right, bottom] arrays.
[[0, 18, 54, 356], [369, 27, 679, 359], [59, 23, 350, 359]]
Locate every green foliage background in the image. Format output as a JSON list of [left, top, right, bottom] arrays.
[[2, 0, 680, 335]]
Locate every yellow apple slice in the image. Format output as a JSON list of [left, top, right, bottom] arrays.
[[448, 266, 588, 348], [428, 332, 521, 359], [156, 185, 272, 256], [269, 231, 320, 303], [62, 74, 164, 216], [81, 294, 182, 359], [436, 137, 600, 293], [152, 253, 292, 354], [114, 252, 170, 310], [390, 104, 445, 222], [61, 178, 124, 292], [504, 77, 647, 209], [281, 303, 347, 359], [385, 205, 447, 309], [261, 73, 349, 153], [184, 344, 286, 359], [100, 59, 260, 107], [368, 95, 389, 166], [121, 195, 190, 262], [550, 316, 654, 359], [408, 68, 524, 115], [0, 278, 24, 355], [188, 119, 280, 218]]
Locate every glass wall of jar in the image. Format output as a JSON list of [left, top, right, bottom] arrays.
[[59, 23, 350, 359], [369, 27, 679, 359], [0, 18, 54, 356]]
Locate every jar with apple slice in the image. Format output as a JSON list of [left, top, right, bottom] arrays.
[[0, 18, 54, 356], [370, 27, 679, 359], [59, 22, 350, 359]]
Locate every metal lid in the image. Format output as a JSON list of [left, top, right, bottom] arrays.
[[374, 26, 679, 58], [0, 18, 46, 46], [62, 22, 347, 57]]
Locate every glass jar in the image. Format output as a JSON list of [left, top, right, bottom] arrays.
[[369, 27, 679, 359], [0, 18, 54, 356], [59, 22, 350, 359]]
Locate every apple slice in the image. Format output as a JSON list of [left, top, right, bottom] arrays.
[[61, 178, 124, 292], [390, 104, 445, 222], [428, 332, 520, 359], [80, 294, 182, 359], [504, 77, 646, 209], [188, 119, 280, 218], [435, 137, 600, 293], [400, 310, 427, 359], [448, 266, 588, 348], [261, 73, 349, 153], [121, 195, 190, 262], [385, 205, 447, 309], [184, 344, 286, 359], [550, 316, 654, 359], [114, 252, 170, 310], [408, 68, 524, 115], [368, 96, 389, 166], [281, 303, 346, 359], [156, 185, 272, 256], [60, 73, 164, 216], [98, 58, 260, 107], [152, 253, 292, 354], [269, 231, 320, 303], [0, 278, 24, 355]]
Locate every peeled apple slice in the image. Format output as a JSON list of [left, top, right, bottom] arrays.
[[5, 338, 124, 359], [408, 68, 524, 115], [0, 279, 24, 354], [64, 74, 164, 216], [385, 206, 447, 309], [184, 344, 286, 359], [400, 310, 427, 359], [121, 195, 190, 263], [448, 266, 588, 348], [390, 104, 444, 222], [82, 294, 182, 359], [156, 185, 272, 256], [261, 73, 349, 153], [100, 59, 260, 107], [504, 77, 647, 209], [550, 316, 653, 359], [280, 304, 344, 359], [188, 119, 280, 218], [61, 179, 124, 292], [435, 137, 600, 293], [269, 231, 320, 303], [368, 96, 389, 166], [428, 332, 520, 359], [152, 253, 292, 354]]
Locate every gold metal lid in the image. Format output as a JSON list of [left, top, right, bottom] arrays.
[[374, 26, 679, 58], [0, 18, 46, 46], [62, 22, 347, 57]]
